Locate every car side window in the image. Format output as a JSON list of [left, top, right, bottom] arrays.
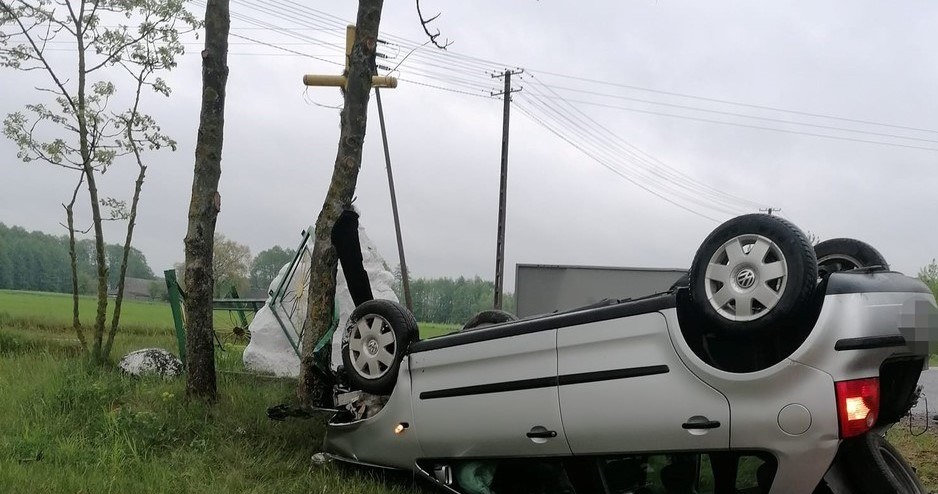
[[597, 452, 775, 494], [451, 459, 577, 494]]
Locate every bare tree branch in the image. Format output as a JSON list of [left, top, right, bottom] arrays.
[[415, 0, 451, 49]]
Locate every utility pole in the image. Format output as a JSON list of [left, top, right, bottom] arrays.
[[491, 68, 523, 310], [374, 85, 413, 311]]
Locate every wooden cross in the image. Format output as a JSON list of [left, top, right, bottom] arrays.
[[302, 25, 398, 89]]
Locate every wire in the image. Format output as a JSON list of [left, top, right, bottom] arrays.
[[211, 3, 766, 216], [227, 32, 343, 66], [204, 3, 932, 217], [514, 103, 722, 222], [525, 75, 767, 211], [519, 87, 750, 216], [518, 94, 748, 218], [546, 97, 938, 153], [530, 70, 938, 135], [221, 0, 938, 141], [533, 83, 938, 145], [398, 78, 497, 99]]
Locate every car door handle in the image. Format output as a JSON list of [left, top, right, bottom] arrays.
[[526, 429, 558, 438], [682, 420, 721, 430]]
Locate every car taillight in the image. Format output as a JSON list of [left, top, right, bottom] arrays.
[[834, 377, 880, 438]]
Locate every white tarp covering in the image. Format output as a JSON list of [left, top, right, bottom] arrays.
[[242, 226, 399, 377]]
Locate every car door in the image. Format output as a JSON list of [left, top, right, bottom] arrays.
[[557, 311, 730, 454], [409, 327, 570, 458]]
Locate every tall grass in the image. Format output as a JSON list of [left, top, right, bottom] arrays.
[[0, 330, 431, 493], [0, 291, 446, 493]]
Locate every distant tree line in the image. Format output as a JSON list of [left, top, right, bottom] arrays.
[[0, 223, 154, 294], [392, 269, 516, 325]]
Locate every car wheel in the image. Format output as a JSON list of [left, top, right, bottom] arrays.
[[462, 310, 517, 331], [840, 433, 926, 493], [689, 214, 817, 335], [341, 299, 416, 395], [815, 238, 889, 274]]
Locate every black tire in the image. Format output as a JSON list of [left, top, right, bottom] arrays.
[[840, 433, 926, 493], [462, 310, 518, 331], [341, 299, 416, 395], [815, 238, 889, 274], [689, 214, 817, 335]]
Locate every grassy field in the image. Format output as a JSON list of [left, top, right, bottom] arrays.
[[0, 289, 458, 342], [0, 290, 934, 493]]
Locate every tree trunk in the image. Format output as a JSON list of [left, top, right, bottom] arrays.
[[297, 0, 384, 405], [74, 25, 109, 363], [63, 174, 87, 351], [103, 160, 146, 358], [183, 0, 230, 401]]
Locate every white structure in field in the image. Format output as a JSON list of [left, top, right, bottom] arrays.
[[242, 226, 399, 377]]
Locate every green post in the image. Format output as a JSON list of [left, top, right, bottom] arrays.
[[164, 269, 187, 367]]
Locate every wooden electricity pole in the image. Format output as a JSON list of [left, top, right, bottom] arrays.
[[491, 69, 522, 310]]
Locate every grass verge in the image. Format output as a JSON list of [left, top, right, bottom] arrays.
[[889, 425, 938, 490], [0, 328, 431, 494]]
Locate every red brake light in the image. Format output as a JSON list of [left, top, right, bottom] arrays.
[[834, 378, 880, 438]]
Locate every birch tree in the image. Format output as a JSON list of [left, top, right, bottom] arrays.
[[1, 0, 195, 362]]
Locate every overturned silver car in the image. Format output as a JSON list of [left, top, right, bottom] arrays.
[[313, 214, 935, 494]]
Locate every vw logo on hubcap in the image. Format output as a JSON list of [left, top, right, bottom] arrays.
[[736, 268, 756, 289], [367, 339, 379, 355]]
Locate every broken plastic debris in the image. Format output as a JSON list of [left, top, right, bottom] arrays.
[[311, 453, 331, 465]]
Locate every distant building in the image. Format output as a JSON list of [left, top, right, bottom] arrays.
[[108, 277, 160, 300]]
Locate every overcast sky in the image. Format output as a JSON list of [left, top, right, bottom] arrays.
[[2, 0, 936, 291]]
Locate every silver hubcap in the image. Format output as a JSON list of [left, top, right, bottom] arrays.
[[705, 234, 788, 322], [348, 314, 397, 379]]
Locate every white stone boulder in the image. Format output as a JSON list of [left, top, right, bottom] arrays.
[[119, 348, 183, 377]]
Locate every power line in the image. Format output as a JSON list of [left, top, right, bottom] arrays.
[[516, 92, 752, 218], [228, 32, 343, 66], [210, 3, 770, 216], [208, 3, 931, 218], [529, 70, 938, 135], [524, 75, 767, 211], [533, 83, 938, 145], [202, 0, 938, 143], [513, 103, 722, 223], [543, 97, 938, 152], [398, 78, 497, 99]]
